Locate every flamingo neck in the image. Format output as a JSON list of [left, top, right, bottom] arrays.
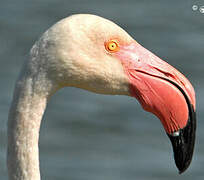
[[7, 67, 54, 180]]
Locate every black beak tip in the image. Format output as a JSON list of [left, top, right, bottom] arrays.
[[177, 159, 191, 174], [179, 167, 187, 174], [167, 104, 196, 174]]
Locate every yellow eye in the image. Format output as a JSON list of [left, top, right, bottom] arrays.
[[105, 40, 119, 52]]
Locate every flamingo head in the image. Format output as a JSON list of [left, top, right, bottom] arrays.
[[35, 14, 196, 173]]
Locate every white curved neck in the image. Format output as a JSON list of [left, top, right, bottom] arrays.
[[7, 70, 53, 180]]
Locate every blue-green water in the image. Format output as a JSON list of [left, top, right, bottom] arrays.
[[0, 0, 204, 179]]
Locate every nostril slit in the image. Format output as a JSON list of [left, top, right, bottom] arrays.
[[180, 80, 185, 87], [153, 66, 175, 79]]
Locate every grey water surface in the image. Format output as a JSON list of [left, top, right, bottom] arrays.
[[0, 0, 204, 179]]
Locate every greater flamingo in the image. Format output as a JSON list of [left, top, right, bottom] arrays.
[[8, 14, 196, 180]]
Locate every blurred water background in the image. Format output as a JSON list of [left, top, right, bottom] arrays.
[[0, 0, 204, 179]]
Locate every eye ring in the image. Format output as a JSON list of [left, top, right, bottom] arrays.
[[105, 40, 119, 52]]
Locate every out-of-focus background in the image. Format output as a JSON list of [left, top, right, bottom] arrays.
[[0, 0, 204, 179]]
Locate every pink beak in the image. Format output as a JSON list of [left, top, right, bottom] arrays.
[[115, 42, 196, 173]]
